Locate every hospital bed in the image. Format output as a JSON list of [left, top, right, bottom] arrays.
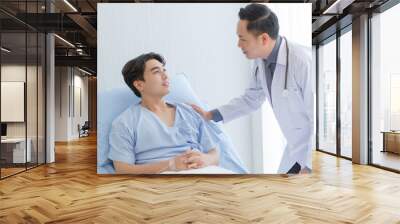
[[97, 74, 248, 174]]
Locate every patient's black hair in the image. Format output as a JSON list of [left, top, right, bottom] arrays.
[[122, 52, 166, 97], [238, 3, 279, 39]]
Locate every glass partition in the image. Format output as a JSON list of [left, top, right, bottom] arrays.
[[1, 30, 28, 178], [0, 1, 46, 179]]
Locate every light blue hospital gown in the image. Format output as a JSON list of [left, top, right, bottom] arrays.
[[108, 102, 221, 165]]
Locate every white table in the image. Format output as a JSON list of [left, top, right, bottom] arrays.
[[1, 138, 31, 163]]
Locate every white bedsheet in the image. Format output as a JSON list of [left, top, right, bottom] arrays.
[[162, 165, 236, 174]]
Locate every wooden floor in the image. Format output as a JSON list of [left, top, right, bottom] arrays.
[[372, 150, 400, 171], [1, 163, 45, 178], [1, 167, 26, 178], [1, 135, 400, 223]]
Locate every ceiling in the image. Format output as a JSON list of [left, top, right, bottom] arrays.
[[0, 0, 395, 75]]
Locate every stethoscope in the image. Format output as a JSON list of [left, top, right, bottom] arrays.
[[254, 36, 289, 97]]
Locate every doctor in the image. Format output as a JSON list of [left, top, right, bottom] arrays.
[[191, 3, 313, 174]]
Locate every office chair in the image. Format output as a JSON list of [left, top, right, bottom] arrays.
[[79, 121, 90, 138]]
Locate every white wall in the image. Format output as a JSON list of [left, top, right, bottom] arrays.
[[72, 73, 89, 138], [1, 64, 46, 164], [55, 67, 68, 141], [1, 65, 27, 140], [98, 3, 310, 173], [55, 67, 89, 141], [1, 65, 40, 138]]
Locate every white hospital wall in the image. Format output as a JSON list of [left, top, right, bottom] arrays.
[[98, 3, 254, 171], [98, 3, 310, 173]]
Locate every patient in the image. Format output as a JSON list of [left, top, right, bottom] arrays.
[[109, 52, 220, 174]]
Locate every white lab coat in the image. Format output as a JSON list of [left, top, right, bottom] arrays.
[[217, 38, 314, 173]]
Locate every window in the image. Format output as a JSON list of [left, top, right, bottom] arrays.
[[370, 2, 400, 171], [339, 29, 352, 158], [318, 37, 337, 155]]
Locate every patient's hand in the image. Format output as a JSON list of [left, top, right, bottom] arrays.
[[185, 150, 211, 169], [173, 153, 190, 171], [190, 104, 212, 121]]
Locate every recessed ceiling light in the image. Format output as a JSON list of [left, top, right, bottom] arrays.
[[78, 67, 92, 76], [323, 0, 354, 15], [63, 0, 78, 12], [54, 34, 75, 48], [1, 47, 11, 53]]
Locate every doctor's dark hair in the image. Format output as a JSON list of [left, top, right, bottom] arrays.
[[121, 52, 166, 97], [238, 3, 279, 39]]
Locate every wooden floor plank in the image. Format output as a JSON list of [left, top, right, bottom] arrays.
[[1, 134, 400, 223]]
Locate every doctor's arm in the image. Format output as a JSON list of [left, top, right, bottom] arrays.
[[192, 67, 266, 123]]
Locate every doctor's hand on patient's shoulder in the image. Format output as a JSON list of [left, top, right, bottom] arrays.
[[190, 104, 212, 121]]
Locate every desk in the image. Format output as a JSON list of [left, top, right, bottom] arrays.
[[381, 131, 400, 154], [1, 138, 31, 163]]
